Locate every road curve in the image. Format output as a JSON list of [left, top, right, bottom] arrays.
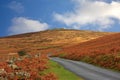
[[50, 57, 120, 80]]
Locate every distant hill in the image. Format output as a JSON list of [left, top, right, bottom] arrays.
[[0, 29, 112, 54]]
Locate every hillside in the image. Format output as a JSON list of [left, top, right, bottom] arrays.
[[0, 29, 112, 56], [0, 29, 117, 79], [62, 33, 120, 52], [54, 33, 120, 71]]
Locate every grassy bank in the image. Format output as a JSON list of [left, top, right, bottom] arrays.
[[43, 60, 83, 80]]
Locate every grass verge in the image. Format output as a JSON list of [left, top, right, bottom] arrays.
[[42, 60, 83, 80]]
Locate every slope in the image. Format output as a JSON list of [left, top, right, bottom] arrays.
[[0, 29, 112, 57], [53, 33, 120, 71]]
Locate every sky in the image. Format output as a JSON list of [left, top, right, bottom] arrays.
[[0, 0, 120, 37]]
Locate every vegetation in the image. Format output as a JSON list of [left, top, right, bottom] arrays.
[[43, 60, 83, 80], [0, 29, 111, 54], [39, 46, 60, 50], [18, 50, 27, 56], [0, 29, 117, 79], [0, 54, 57, 80], [52, 33, 120, 71], [58, 53, 66, 58]]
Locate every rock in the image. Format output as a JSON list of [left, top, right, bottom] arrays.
[[0, 69, 8, 80], [11, 57, 17, 62], [24, 54, 32, 58], [35, 53, 41, 58], [0, 69, 6, 74], [6, 60, 14, 64], [17, 57, 23, 61], [15, 71, 30, 78], [8, 64, 19, 70]]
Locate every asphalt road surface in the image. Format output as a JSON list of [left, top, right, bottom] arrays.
[[50, 57, 120, 80]]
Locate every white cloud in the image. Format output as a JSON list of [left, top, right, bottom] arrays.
[[8, 17, 49, 35], [54, 0, 120, 31], [8, 1, 24, 13]]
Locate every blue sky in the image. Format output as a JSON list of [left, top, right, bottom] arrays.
[[0, 0, 120, 37]]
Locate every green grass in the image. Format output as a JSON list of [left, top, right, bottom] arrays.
[[43, 60, 83, 80]]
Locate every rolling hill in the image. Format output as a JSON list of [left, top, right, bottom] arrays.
[[0, 29, 112, 56]]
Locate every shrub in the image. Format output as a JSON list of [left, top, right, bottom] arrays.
[[59, 53, 66, 58], [18, 50, 27, 56]]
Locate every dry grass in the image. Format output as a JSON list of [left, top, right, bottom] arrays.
[[0, 29, 112, 58]]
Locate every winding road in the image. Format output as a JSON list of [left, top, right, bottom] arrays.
[[50, 57, 120, 80]]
